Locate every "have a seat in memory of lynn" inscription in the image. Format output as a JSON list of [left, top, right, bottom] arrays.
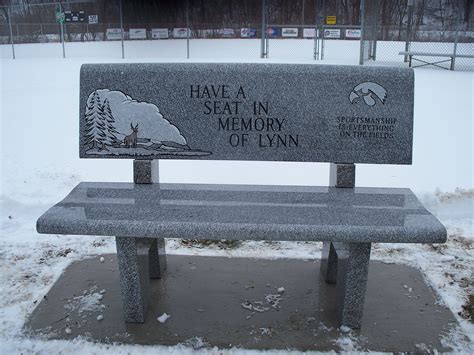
[[79, 63, 414, 164]]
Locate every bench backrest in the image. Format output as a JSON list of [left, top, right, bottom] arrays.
[[80, 63, 414, 164]]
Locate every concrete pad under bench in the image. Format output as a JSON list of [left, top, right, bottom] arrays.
[[25, 254, 460, 352]]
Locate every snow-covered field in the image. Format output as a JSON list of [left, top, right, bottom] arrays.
[[0, 39, 473, 353]]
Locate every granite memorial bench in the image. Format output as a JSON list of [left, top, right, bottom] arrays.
[[36, 63, 447, 329]]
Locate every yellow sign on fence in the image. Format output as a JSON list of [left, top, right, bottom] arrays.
[[326, 16, 337, 25]]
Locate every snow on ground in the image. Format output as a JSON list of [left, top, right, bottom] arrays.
[[0, 40, 473, 353]]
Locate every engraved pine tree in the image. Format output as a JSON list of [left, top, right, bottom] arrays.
[[84, 91, 107, 151], [101, 98, 119, 149]]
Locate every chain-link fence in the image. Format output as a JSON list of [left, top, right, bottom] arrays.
[[1, 0, 473, 71], [260, 0, 318, 60], [263, 24, 319, 61], [319, 25, 361, 63], [0, 0, 123, 59], [0, 0, 265, 60], [360, 0, 473, 71]]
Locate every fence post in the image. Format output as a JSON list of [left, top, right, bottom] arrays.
[[371, 0, 380, 60], [313, 2, 319, 60], [451, 29, 459, 70], [119, 0, 124, 59], [301, 0, 305, 25], [260, 0, 266, 58], [321, 26, 325, 60], [7, 7, 15, 59], [265, 32, 269, 58], [313, 28, 319, 60], [359, 0, 365, 65], [64, 19, 68, 43], [186, 0, 190, 59], [59, 3, 65, 58], [404, 0, 414, 62]]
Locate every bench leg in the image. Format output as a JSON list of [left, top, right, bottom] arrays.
[[333, 242, 371, 329], [148, 238, 167, 279], [320, 241, 338, 283], [115, 237, 151, 323]]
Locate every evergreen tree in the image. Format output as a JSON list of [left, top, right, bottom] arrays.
[[84, 91, 107, 150], [101, 98, 119, 149]]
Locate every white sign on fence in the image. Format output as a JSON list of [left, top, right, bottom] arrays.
[[173, 28, 189, 38], [152, 28, 169, 39], [220, 28, 235, 37], [323, 29, 341, 39], [240, 28, 257, 38], [106, 28, 122, 40], [88, 15, 98, 24], [282, 28, 298, 37], [303, 28, 318, 38], [129, 28, 147, 39], [345, 29, 361, 39]]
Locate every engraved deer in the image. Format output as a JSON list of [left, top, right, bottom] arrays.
[[124, 123, 139, 148]]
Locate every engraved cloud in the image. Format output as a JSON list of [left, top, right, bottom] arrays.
[[92, 89, 187, 146]]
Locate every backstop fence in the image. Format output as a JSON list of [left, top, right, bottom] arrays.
[[1, 0, 472, 71]]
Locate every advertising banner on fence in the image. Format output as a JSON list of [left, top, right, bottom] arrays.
[[129, 28, 147, 39], [266, 27, 279, 37], [152, 28, 169, 39], [240, 28, 257, 38], [303, 28, 317, 38], [345, 29, 361, 39], [323, 29, 341, 39], [220, 28, 235, 37], [173, 28, 189, 38], [106, 28, 122, 40], [282, 28, 298, 37]]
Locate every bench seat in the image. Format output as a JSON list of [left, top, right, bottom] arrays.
[[454, 54, 474, 58], [399, 51, 474, 59], [37, 182, 446, 244], [398, 51, 473, 70], [398, 51, 455, 57]]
